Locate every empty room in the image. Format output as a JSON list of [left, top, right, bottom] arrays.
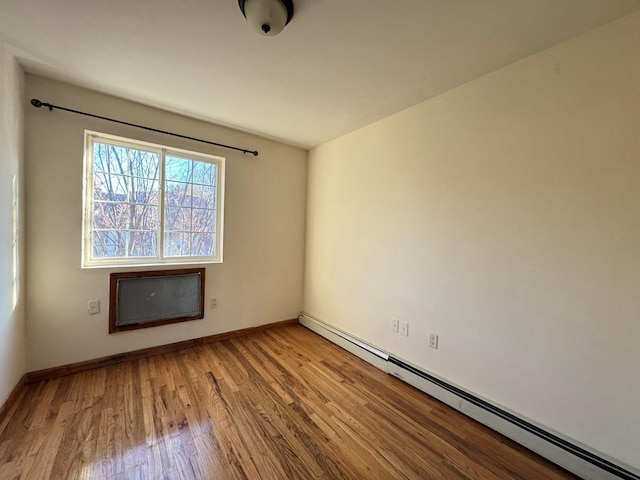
[[1, 1, 639, 479]]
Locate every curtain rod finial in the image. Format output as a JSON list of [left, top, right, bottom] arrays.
[[31, 98, 43, 108]]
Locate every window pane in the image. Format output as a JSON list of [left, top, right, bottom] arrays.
[[165, 207, 192, 231], [94, 172, 129, 201], [191, 233, 214, 256], [131, 205, 159, 230], [93, 230, 127, 258], [90, 140, 161, 261], [165, 156, 192, 182], [94, 143, 128, 174], [192, 185, 215, 209], [163, 157, 218, 258], [129, 231, 158, 257], [165, 181, 193, 207], [94, 202, 128, 229], [192, 208, 215, 232], [193, 161, 215, 186], [131, 176, 159, 204], [129, 150, 160, 179], [165, 232, 190, 256]]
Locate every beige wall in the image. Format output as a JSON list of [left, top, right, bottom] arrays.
[[305, 12, 640, 470], [0, 37, 26, 405], [24, 75, 307, 371]]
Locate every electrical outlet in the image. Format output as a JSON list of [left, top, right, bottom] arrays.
[[400, 321, 409, 336], [87, 300, 100, 315], [429, 333, 439, 349], [391, 318, 399, 333], [210, 298, 218, 309]]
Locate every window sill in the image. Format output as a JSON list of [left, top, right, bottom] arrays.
[[81, 259, 222, 269]]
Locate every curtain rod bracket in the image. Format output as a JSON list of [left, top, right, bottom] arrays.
[[30, 98, 259, 156]]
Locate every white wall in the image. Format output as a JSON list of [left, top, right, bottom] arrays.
[[25, 75, 307, 371], [0, 37, 25, 405], [305, 11, 640, 471]]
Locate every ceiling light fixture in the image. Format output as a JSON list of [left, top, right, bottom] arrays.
[[238, 0, 294, 36]]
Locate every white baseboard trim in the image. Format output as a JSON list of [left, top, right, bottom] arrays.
[[299, 312, 639, 480]]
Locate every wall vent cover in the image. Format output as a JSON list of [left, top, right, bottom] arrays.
[[109, 268, 205, 333]]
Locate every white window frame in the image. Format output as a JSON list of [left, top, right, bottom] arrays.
[[82, 130, 225, 268]]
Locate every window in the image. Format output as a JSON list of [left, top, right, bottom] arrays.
[[82, 131, 224, 268]]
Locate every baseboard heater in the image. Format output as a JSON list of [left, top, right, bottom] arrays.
[[299, 312, 639, 480]]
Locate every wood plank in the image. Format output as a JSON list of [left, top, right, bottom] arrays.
[[0, 325, 578, 479], [0, 374, 27, 431]]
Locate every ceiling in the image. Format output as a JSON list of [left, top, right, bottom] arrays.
[[1, 0, 639, 149]]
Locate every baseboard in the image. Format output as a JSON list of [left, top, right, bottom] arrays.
[[299, 312, 640, 480], [0, 374, 27, 430], [27, 318, 298, 383]]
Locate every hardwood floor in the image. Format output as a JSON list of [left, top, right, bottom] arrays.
[[0, 325, 577, 479]]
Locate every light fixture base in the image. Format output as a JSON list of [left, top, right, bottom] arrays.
[[238, 0, 294, 36]]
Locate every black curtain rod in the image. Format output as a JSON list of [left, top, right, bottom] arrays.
[[30, 98, 259, 156]]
